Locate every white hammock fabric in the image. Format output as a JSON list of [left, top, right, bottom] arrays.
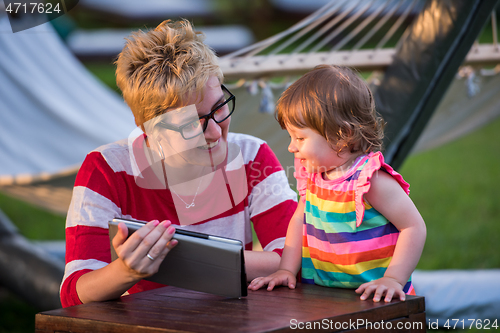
[[0, 16, 136, 185]]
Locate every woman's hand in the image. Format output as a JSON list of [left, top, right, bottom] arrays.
[[75, 220, 178, 304], [112, 220, 178, 280], [247, 269, 297, 291], [355, 276, 405, 302]]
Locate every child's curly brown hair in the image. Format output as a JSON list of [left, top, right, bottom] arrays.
[[276, 65, 385, 154]]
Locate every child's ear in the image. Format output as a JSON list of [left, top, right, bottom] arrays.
[[350, 144, 361, 154]]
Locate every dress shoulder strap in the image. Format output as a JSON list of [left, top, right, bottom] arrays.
[[354, 152, 410, 227]]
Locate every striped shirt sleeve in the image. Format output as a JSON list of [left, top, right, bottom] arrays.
[[61, 151, 121, 307], [245, 140, 297, 254]]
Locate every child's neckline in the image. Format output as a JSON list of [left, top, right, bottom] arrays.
[[321, 154, 366, 181]]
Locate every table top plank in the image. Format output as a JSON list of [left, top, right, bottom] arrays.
[[36, 284, 425, 333], [133, 285, 418, 319]]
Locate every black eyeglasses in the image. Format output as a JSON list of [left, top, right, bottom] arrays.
[[157, 85, 235, 140]]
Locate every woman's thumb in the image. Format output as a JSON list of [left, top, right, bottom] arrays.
[[112, 222, 129, 249]]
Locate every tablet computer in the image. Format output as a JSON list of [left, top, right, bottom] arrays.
[[109, 218, 247, 298]]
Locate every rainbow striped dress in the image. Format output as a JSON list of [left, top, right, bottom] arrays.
[[295, 151, 415, 294]]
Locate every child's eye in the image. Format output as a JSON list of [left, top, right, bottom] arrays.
[[296, 137, 304, 141]]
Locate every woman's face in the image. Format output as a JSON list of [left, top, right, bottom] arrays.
[[151, 76, 231, 169]]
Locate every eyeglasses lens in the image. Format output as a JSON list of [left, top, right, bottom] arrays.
[[181, 120, 203, 139], [178, 88, 234, 139], [214, 91, 234, 123]]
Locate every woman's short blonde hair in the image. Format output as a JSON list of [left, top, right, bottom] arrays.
[[276, 65, 385, 154], [115, 19, 223, 127]]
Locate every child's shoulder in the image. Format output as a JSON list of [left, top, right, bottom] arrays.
[[360, 151, 409, 195]]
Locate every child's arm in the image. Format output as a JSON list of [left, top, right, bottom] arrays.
[[243, 250, 281, 281], [356, 171, 426, 302], [248, 199, 305, 291]]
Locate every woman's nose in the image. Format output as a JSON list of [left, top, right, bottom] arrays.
[[203, 118, 222, 141]]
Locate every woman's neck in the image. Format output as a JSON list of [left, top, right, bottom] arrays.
[[162, 162, 214, 192], [144, 136, 214, 192]]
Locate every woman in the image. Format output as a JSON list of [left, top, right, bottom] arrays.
[[60, 20, 297, 307]]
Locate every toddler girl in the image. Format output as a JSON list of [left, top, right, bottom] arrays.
[[248, 65, 426, 302]]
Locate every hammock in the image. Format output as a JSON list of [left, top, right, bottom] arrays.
[[221, 0, 498, 79], [221, 0, 426, 80], [219, 0, 500, 171]]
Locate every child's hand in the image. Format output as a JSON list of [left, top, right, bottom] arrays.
[[247, 269, 297, 291], [355, 277, 405, 302]]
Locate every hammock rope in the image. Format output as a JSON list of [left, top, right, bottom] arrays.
[[220, 0, 499, 82]]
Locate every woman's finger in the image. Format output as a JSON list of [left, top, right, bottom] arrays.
[[127, 220, 171, 262], [152, 239, 178, 264], [112, 222, 129, 251], [125, 220, 161, 253], [151, 224, 178, 261]]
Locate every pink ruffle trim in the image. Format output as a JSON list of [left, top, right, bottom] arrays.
[[354, 152, 410, 227]]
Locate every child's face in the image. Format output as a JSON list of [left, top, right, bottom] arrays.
[[286, 124, 355, 175]]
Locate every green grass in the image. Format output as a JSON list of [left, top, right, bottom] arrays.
[[0, 191, 66, 240], [0, 195, 65, 332], [400, 116, 500, 271], [84, 62, 120, 94], [0, 290, 38, 333]]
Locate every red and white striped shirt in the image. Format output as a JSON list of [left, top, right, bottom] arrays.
[[61, 133, 297, 307]]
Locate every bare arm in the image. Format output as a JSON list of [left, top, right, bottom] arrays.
[[278, 198, 305, 274], [356, 171, 426, 302], [244, 250, 281, 281], [76, 220, 178, 304], [248, 199, 305, 290]]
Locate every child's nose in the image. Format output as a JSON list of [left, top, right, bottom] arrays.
[[288, 142, 297, 153]]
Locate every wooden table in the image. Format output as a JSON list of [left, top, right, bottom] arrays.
[[36, 284, 425, 332]]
